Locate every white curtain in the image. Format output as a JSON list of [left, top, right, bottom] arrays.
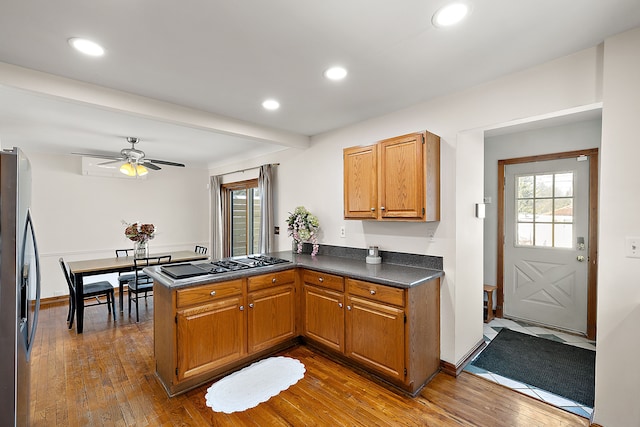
[[258, 164, 274, 254], [210, 175, 224, 260]]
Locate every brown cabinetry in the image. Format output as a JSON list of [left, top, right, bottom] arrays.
[[247, 270, 296, 353], [344, 131, 440, 221], [302, 270, 345, 352], [176, 294, 245, 381], [155, 267, 440, 397]]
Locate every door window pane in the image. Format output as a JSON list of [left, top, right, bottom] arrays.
[[515, 172, 574, 248], [517, 223, 534, 246], [535, 175, 553, 198]]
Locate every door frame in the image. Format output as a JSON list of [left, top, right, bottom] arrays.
[[497, 148, 598, 340]]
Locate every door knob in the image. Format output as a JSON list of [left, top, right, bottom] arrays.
[[577, 255, 585, 262]]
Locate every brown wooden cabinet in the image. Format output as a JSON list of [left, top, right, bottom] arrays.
[[302, 270, 345, 352], [247, 270, 296, 353], [176, 294, 245, 381], [346, 295, 405, 381], [343, 131, 440, 221], [154, 267, 440, 397], [345, 279, 406, 382]]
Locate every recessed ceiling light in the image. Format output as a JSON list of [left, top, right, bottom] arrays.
[[68, 38, 105, 56], [262, 99, 280, 111], [432, 3, 469, 28], [324, 66, 348, 81]]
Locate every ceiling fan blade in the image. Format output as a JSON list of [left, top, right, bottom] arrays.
[[97, 159, 122, 166], [72, 152, 124, 161], [145, 158, 186, 167], [144, 162, 161, 171]]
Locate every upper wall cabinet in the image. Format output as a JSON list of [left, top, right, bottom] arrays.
[[343, 131, 440, 221]]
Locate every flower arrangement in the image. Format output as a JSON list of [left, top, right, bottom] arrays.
[[123, 221, 156, 243], [287, 206, 320, 256]]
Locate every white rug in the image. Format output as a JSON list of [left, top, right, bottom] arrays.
[[205, 356, 306, 414]]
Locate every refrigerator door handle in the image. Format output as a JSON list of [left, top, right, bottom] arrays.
[[21, 209, 41, 360]]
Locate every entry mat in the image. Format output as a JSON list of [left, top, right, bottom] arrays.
[[471, 328, 595, 407], [205, 356, 306, 414]]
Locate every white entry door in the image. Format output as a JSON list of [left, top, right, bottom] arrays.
[[503, 156, 589, 334]]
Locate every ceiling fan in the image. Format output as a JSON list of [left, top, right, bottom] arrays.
[[73, 137, 185, 177]]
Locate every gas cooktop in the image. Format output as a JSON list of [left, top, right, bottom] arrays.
[[160, 255, 290, 279]]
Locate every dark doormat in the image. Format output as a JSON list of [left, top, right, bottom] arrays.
[[471, 328, 595, 407]]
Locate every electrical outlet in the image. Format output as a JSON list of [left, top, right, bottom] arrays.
[[340, 226, 346, 238], [625, 237, 640, 258]]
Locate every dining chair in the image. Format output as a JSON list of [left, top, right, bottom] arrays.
[[129, 255, 171, 322], [195, 245, 208, 254], [59, 257, 116, 329]]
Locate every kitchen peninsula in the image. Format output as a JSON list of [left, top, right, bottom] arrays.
[[146, 250, 443, 397]]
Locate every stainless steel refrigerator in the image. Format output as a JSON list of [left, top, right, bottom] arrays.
[[0, 147, 41, 426]]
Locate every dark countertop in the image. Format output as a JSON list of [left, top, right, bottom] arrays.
[[144, 251, 444, 290]]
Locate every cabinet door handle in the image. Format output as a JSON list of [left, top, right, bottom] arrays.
[[370, 207, 375, 211], [239, 305, 244, 311], [272, 278, 277, 283], [338, 303, 343, 308], [370, 289, 376, 295], [380, 206, 386, 211], [249, 303, 254, 308], [347, 305, 352, 311], [318, 277, 324, 283], [210, 291, 216, 296]]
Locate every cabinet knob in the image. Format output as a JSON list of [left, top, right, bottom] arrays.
[[239, 305, 244, 311], [249, 303, 254, 308], [272, 278, 276, 283], [318, 277, 324, 283], [338, 303, 343, 308], [347, 305, 352, 311], [370, 289, 376, 295], [210, 291, 216, 296], [380, 206, 386, 211], [370, 207, 375, 211]]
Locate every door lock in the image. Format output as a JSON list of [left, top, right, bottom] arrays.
[[577, 255, 585, 262]]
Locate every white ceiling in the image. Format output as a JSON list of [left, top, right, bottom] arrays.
[[0, 1, 639, 169]]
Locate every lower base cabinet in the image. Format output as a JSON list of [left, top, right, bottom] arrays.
[[176, 295, 245, 381], [346, 295, 405, 381], [155, 267, 440, 397], [302, 271, 441, 395]]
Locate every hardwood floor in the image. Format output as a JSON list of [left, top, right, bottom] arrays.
[[30, 300, 591, 426]]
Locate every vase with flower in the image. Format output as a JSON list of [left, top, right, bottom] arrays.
[[286, 206, 320, 256], [123, 221, 156, 258]]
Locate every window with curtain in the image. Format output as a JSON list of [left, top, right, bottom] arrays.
[[222, 179, 261, 256]]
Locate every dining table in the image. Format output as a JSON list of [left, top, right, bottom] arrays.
[[67, 250, 209, 333]]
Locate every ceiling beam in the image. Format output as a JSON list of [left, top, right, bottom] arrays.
[[0, 61, 310, 149]]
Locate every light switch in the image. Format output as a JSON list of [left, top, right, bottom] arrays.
[[626, 237, 640, 258]]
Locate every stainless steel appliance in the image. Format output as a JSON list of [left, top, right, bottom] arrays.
[[161, 255, 290, 279], [0, 148, 41, 427]]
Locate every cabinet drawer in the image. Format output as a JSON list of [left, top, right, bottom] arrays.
[[302, 269, 344, 292], [347, 278, 404, 307], [248, 269, 295, 292], [176, 279, 243, 308]]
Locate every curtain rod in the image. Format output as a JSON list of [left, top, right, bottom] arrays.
[[217, 163, 280, 176]]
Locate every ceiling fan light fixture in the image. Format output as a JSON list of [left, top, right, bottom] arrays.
[[68, 37, 105, 56], [120, 162, 135, 176], [432, 2, 469, 28], [136, 164, 149, 176]]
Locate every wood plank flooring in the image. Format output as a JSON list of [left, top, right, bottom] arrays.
[[30, 300, 591, 426]]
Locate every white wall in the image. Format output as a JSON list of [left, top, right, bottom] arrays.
[[483, 119, 603, 287], [594, 27, 640, 426], [28, 151, 210, 298]]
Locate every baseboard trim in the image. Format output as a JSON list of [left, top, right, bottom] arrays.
[[440, 339, 486, 377]]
